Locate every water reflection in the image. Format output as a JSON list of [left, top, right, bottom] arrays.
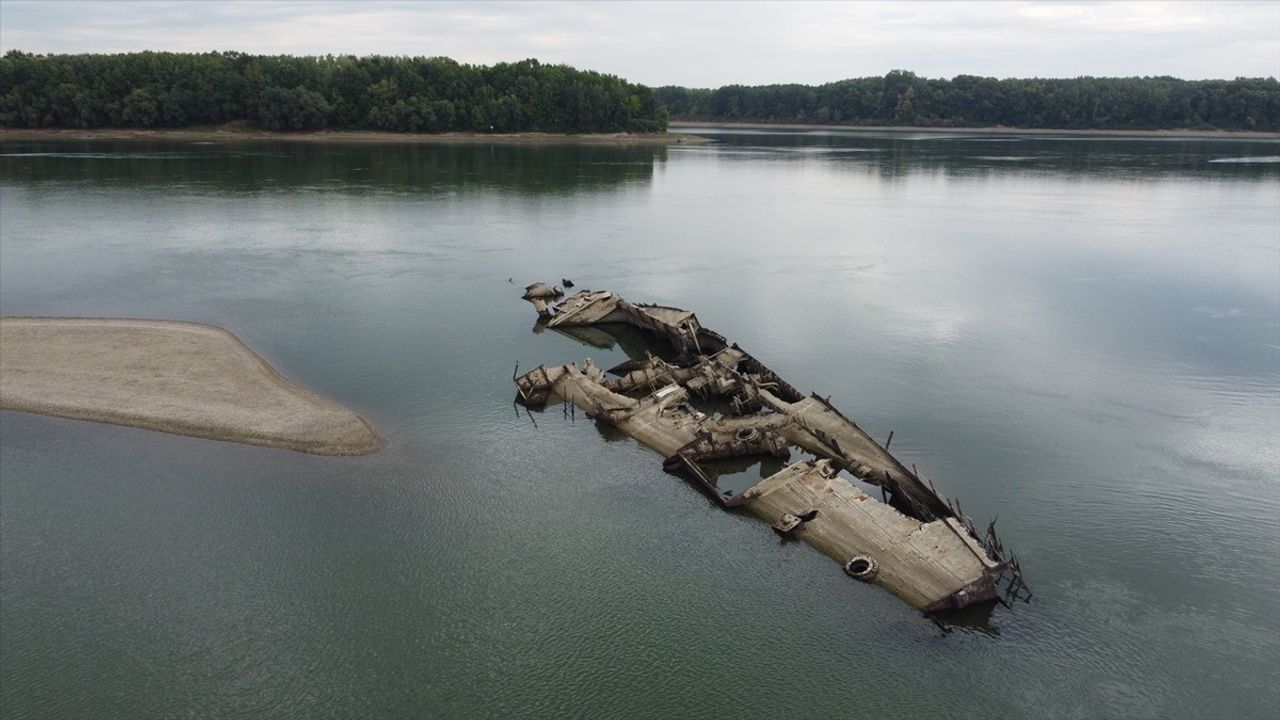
[[674, 126, 1280, 180], [0, 140, 666, 195], [543, 322, 679, 361], [1, 131, 1277, 719]]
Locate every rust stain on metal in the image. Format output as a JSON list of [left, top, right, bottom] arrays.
[[513, 286, 1032, 618]]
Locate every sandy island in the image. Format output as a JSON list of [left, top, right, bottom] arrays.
[[0, 126, 708, 145], [0, 317, 385, 456]]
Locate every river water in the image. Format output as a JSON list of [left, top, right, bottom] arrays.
[[1, 128, 1277, 719]]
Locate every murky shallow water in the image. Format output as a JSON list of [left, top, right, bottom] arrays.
[[2, 129, 1277, 718]]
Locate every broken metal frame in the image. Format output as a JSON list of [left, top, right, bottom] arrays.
[[513, 286, 1032, 616]]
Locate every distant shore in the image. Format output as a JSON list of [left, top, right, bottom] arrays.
[[0, 126, 708, 145], [0, 317, 385, 456], [670, 120, 1280, 140], [13, 124, 1270, 144]]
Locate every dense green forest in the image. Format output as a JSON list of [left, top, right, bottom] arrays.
[[0, 51, 667, 133], [656, 71, 1280, 131], [4, 53, 1276, 134]]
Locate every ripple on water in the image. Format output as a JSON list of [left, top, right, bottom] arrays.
[[2, 133, 1278, 719], [0, 152, 212, 160]]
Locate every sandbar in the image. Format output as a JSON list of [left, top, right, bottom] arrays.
[[0, 317, 385, 455]]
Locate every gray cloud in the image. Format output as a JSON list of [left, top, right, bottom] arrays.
[[1, 1, 1276, 86]]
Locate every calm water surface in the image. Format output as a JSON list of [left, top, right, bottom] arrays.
[[1, 128, 1277, 719]]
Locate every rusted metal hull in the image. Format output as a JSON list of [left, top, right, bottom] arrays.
[[514, 287, 1030, 616]]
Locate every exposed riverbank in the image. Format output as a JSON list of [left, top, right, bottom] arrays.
[[0, 317, 384, 455], [670, 120, 1280, 139], [0, 126, 707, 145]]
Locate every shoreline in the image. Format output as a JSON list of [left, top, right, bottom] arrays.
[[0, 317, 385, 456], [0, 126, 707, 145], [670, 120, 1280, 140]]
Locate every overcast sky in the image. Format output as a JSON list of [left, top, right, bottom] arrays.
[[1, 1, 1277, 87]]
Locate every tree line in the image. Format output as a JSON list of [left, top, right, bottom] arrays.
[[0, 51, 667, 133], [655, 71, 1280, 131], [4, 55, 1274, 134]]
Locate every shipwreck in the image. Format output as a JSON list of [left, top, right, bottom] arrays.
[[514, 283, 1031, 617]]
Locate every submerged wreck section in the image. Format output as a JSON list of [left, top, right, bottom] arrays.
[[513, 288, 1031, 616]]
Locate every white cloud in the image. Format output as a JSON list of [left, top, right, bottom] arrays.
[[0, 1, 1276, 85], [1017, 4, 1094, 21]]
